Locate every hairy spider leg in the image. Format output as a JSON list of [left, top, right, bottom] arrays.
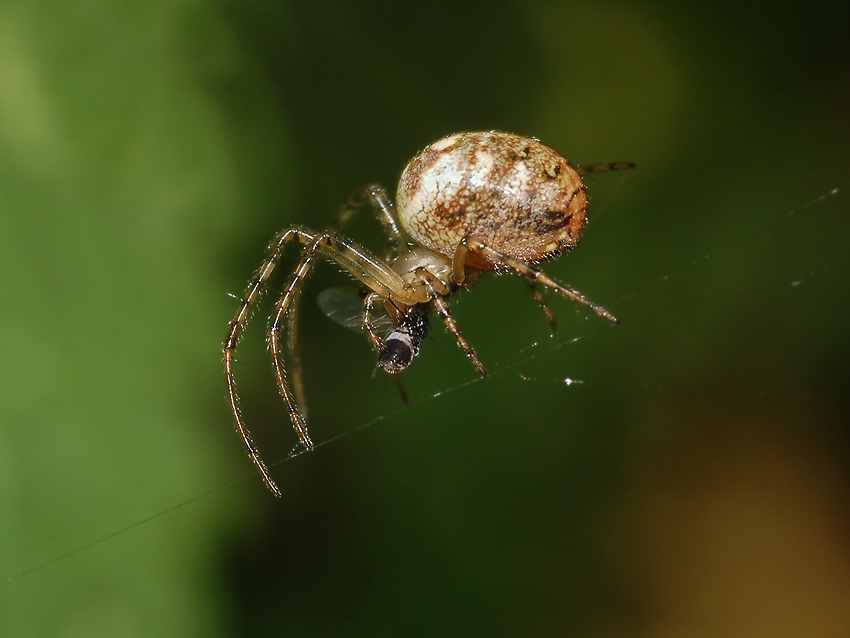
[[285, 273, 308, 421], [418, 268, 488, 378], [452, 236, 620, 324], [268, 233, 327, 456], [225, 227, 317, 497], [576, 161, 636, 177], [333, 184, 405, 261]]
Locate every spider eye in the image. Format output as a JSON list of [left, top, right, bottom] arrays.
[[378, 332, 416, 373]]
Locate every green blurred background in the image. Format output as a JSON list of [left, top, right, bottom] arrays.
[[2, 1, 849, 636]]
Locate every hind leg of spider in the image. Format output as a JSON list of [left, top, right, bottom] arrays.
[[224, 226, 318, 497], [452, 236, 619, 324]]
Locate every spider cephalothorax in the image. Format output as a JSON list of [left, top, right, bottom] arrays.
[[224, 131, 634, 495]]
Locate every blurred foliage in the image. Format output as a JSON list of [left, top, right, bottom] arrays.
[[1, 0, 848, 636]]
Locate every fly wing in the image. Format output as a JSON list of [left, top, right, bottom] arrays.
[[316, 287, 392, 333]]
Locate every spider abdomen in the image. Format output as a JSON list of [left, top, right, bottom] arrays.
[[396, 131, 587, 271]]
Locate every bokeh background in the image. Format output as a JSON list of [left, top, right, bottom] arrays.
[[2, 1, 849, 636]]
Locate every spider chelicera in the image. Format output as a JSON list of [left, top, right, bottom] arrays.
[[224, 131, 634, 496]]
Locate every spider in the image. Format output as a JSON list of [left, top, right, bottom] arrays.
[[224, 131, 634, 496]]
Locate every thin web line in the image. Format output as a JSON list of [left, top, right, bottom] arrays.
[[2, 185, 842, 586], [616, 187, 840, 307]]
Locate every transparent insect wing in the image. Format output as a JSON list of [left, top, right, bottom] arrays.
[[316, 287, 393, 333]]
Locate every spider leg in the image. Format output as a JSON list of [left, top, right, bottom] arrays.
[[525, 279, 558, 331], [418, 268, 487, 378], [224, 226, 316, 497], [285, 275, 308, 420], [318, 233, 412, 302], [452, 236, 619, 324], [268, 234, 332, 454], [333, 184, 405, 260], [576, 161, 636, 177], [361, 292, 385, 352]]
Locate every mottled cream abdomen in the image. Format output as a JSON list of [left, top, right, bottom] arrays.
[[396, 131, 587, 270]]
